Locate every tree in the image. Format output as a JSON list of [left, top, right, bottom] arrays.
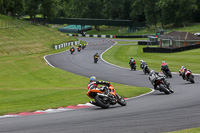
[[130, 0, 146, 22], [40, 0, 59, 21], [175, 0, 197, 26], [156, 0, 197, 27], [25, 0, 41, 22], [103, 0, 125, 19], [143, 0, 160, 28], [0, 0, 12, 15], [7, 0, 24, 18]]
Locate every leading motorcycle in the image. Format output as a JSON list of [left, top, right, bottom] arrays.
[[87, 84, 127, 109], [94, 55, 99, 63]]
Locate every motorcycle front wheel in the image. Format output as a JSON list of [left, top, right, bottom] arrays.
[[159, 84, 171, 94], [189, 75, 195, 83], [95, 95, 110, 109], [116, 94, 126, 106]]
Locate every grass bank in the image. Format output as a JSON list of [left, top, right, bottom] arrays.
[[102, 43, 200, 74]]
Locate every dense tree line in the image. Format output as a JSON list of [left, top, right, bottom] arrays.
[[0, 0, 199, 27]]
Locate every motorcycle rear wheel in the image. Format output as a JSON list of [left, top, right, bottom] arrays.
[[95, 95, 110, 109], [116, 94, 126, 106]]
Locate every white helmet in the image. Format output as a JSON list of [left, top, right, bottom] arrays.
[[140, 60, 143, 62], [149, 69, 155, 76], [162, 61, 165, 63]]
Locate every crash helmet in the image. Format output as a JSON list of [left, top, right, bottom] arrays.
[[181, 66, 184, 69], [131, 57, 133, 59], [162, 61, 165, 63], [90, 76, 96, 82], [140, 60, 143, 62], [149, 69, 155, 76]]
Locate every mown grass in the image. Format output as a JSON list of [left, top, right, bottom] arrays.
[[165, 127, 200, 133], [103, 44, 200, 74]]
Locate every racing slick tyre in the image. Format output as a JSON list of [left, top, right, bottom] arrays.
[[159, 84, 171, 94], [168, 71, 172, 78], [116, 94, 127, 106], [95, 95, 110, 109], [189, 75, 195, 83]]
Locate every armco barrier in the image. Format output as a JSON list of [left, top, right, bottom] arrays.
[[115, 35, 151, 38], [68, 34, 114, 38], [143, 44, 200, 53], [53, 40, 80, 50], [67, 34, 153, 38]]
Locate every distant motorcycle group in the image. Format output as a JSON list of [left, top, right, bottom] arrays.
[[129, 58, 195, 95], [69, 44, 86, 54]]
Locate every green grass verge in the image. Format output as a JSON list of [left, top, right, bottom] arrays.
[[165, 127, 200, 133], [103, 42, 200, 74]]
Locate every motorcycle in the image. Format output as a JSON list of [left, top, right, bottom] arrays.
[[70, 48, 75, 54], [130, 61, 136, 71], [161, 65, 172, 78], [142, 63, 150, 74], [87, 84, 127, 109], [82, 44, 86, 49], [77, 47, 81, 52], [149, 73, 174, 94], [180, 69, 195, 83], [94, 56, 99, 63]]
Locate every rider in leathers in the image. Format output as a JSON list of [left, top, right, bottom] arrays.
[[179, 66, 188, 80], [140, 60, 147, 69], [88, 76, 110, 105], [149, 69, 170, 90]]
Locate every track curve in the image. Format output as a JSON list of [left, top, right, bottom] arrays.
[[1, 38, 200, 133]]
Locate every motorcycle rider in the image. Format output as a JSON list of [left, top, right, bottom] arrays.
[[140, 60, 147, 69], [149, 69, 170, 90], [129, 58, 136, 70], [70, 46, 75, 52], [88, 76, 110, 105], [179, 66, 188, 80], [94, 53, 99, 62], [78, 44, 82, 48], [129, 58, 135, 64], [161, 61, 168, 72]]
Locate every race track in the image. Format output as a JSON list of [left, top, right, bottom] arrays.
[[1, 38, 200, 133]]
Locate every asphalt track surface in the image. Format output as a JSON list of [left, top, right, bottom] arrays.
[[1, 38, 200, 133]]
